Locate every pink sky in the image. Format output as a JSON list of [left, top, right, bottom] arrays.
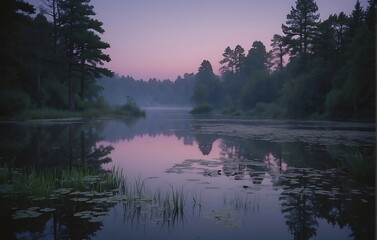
[[87, 0, 368, 80]]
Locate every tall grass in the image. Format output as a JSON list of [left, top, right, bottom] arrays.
[[344, 152, 375, 182], [11, 166, 119, 197], [6, 164, 190, 228]]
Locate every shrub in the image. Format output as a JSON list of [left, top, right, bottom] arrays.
[[113, 97, 145, 117], [248, 102, 285, 118]]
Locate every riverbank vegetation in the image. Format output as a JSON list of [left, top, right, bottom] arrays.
[[0, 0, 144, 120], [189, 0, 375, 121], [1, 0, 375, 122]]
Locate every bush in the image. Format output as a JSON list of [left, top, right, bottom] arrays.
[[222, 108, 241, 116], [190, 104, 212, 114], [248, 102, 285, 118], [113, 97, 145, 117]]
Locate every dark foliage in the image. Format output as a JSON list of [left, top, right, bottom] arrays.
[[190, 0, 375, 121], [0, 0, 113, 117]]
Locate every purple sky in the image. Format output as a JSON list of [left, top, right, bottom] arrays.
[[31, 0, 369, 80]]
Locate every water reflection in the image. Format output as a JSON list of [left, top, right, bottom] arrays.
[[0, 121, 115, 239], [0, 109, 375, 239]]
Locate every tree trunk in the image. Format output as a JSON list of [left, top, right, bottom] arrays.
[[80, 130, 85, 163], [80, 58, 85, 101], [68, 125, 73, 169], [68, 61, 74, 111]]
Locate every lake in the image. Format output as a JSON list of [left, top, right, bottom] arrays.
[[0, 108, 375, 239]]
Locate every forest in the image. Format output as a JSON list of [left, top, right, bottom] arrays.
[[190, 0, 375, 121], [1, 0, 113, 117], [0, 0, 375, 121], [98, 74, 195, 107]]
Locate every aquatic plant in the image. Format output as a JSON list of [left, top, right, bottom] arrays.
[[10, 167, 119, 197], [223, 192, 256, 213], [344, 152, 375, 182], [169, 185, 187, 212]]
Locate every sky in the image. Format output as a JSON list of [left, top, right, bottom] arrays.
[[32, 0, 370, 80]]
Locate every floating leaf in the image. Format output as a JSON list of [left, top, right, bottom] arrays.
[[40, 208, 56, 213], [31, 197, 46, 201], [71, 197, 90, 202], [12, 209, 42, 220]]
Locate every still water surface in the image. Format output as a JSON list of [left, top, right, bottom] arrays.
[[0, 108, 375, 239]]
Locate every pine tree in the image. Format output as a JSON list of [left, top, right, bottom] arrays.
[[219, 46, 235, 74], [234, 45, 245, 73], [270, 34, 287, 71], [0, 0, 35, 86], [60, 0, 112, 110], [282, 0, 320, 59]]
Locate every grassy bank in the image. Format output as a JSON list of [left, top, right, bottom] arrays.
[[2, 103, 145, 121]]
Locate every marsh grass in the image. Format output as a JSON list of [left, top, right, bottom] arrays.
[[4, 164, 190, 227], [169, 185, 187, 211], [10, 167, 119, 197], [223, 192, 258, 214], [345, 152, 375, 182], [9, 101, 144, 121]]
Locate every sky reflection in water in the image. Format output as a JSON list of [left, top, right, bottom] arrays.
[[92, 109, 374, 240], [0, 108, 374, 239]]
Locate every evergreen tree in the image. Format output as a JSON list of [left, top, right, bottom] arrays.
[[192, 60, 221, 107], [40, 0, 62, 53], [0, 0, 35, 115], [242, 41, 269, 75], [270, 34, 287, 71], [0, 0, 35, 86], [219, 45, 245, 76], [234, 45, 245, 73], [324, 1, 375, 120], [282, 0, 320, 60], [219, 46, 235, 74], [60, 0, 112, 110], [348, 0, 365, 38], [240, 41, 271, 109]]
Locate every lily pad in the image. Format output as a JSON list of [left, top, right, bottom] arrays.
[[71, 197, 90, 202], [53, 188, 73, 195], [40, 208, 56, 213], [12, 209, 42, 220]]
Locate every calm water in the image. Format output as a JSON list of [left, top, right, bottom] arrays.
[[0, 108, 375, 239]]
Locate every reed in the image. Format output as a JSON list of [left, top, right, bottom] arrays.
[[345, 152, 375, 182], [12, 166, 120, 197]]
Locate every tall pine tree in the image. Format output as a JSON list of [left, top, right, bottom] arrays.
[[60, 0, 112, 111], [282, 0, 320, 60]]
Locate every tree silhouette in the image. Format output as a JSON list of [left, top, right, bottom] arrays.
[[60, 0, 112, 110], [270, 34, 287, 71], [282, 0, 320, 60]]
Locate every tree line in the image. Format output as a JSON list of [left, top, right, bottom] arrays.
[[1, 0, 375, 121], [0, 0, 113, 116], [191, 0, 375, 121], [98, 74, 195, 107]]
